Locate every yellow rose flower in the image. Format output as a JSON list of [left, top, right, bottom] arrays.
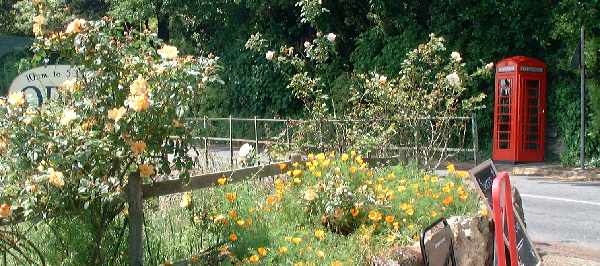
[[128, 94, 151, 112], [66, 18, 86, 34], [130, 141, 146, 156], [129, 75, 149, 96], [108, 107, 127, 122], [291, 237, 302, 244], [7, 92, 25, 106], [32, 23, 43, 36], [157, 44, 179, 59], [138, 164, 155, 177], [292, 169, 302, 177], [0, 204, 13, 218], [180, 192, 192, 208], [33, 15, 46, 25], [48, 168, 65, 188]]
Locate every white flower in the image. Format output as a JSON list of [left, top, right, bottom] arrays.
[[265, 51, 275, 61], [304, 41, 312, 48], [451, 51, 462, 62], [327, 33, 336, 43], [60, 108, 78, 125], [446, 72, 461, 87], [238, 143, 254, 159], [157, 45, 179, 60], [377, 74, 387, 85], [485, 62, 494, 70]]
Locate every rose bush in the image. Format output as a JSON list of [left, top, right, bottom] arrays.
[[0, 16, 219, 263]]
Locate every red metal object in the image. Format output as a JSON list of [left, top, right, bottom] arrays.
[[492, 56, 547, 163], [492, 172, 519, 266]]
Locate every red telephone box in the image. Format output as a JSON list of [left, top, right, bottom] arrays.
[[492, 56, 546, 163]]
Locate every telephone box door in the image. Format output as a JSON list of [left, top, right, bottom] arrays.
[[518, 78, 545, 161]]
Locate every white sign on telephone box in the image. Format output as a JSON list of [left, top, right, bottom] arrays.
[[8, 65, 80, 106]]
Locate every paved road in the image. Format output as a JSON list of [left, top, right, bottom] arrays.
[[511, 176, 600, 250]]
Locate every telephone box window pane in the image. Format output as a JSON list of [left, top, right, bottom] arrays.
[[500, 115, 510, 123], [500, 142, 509, 149], [500, 124, 510, 131], [526, 143, 538, 150]]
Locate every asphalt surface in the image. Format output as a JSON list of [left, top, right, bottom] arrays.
[[510, 175, 600, 261]]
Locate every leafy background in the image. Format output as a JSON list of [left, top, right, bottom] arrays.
[[1, 0, 599, 165]]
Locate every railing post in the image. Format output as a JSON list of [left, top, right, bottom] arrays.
[[127, 172, 143, 266], [229, 115, 233, 169], [471, 113, 479, 165], [203, 116, 208, 169], [254, 116, 259, 166], [286, 119, 291, 159]]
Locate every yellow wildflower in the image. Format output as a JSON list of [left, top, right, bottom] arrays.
[[341, 153, 349, 161], [138, 164, 155, 177], [431, 175, 439, 183], [213, 214, 226, 224], [479, 205, 489, 218], [278, 246, 288, 254], [291, 237, 302, 244], [350, 207, 359, 217], [322, 159, 331, 167], [225, 192, 237, 203], [431, 210, 438, 218], [257, 247, 267, 256], [48, 168, 65, 188], [397, 185, 406, 192], [350, 166, 357, 174], [236, 219, 246, 227], [108, 107, 126, 122], [303, 189, 317, 201], [314, 229, 326, 240], [368, 210, 382, 222], [447, 163, 456, 173], [248, 255, 260, 263], [278, 163, 287, 171], [180, 192, 192, 208], [292, 169, 303, 177], [316, 250, 325, 258], [316, 153, 326, 161], [442, 196, 454, 206], [130, 141, 146, 156], [331, 261, 343, 266], [228, 210, 237, 219], [293, 178, 302, 184], [157, 44, 179, 60], [217, 176, 227, 185], [385, 215, 394, 224]]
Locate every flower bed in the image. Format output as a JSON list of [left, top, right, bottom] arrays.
[[154, 152, 480, 265]]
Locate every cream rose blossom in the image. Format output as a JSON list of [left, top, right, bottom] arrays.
[[157, 45, 179, 59]]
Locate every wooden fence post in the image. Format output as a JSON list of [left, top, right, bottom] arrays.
[[127, 172, 144, 266], [471, 113, 479, 165]]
